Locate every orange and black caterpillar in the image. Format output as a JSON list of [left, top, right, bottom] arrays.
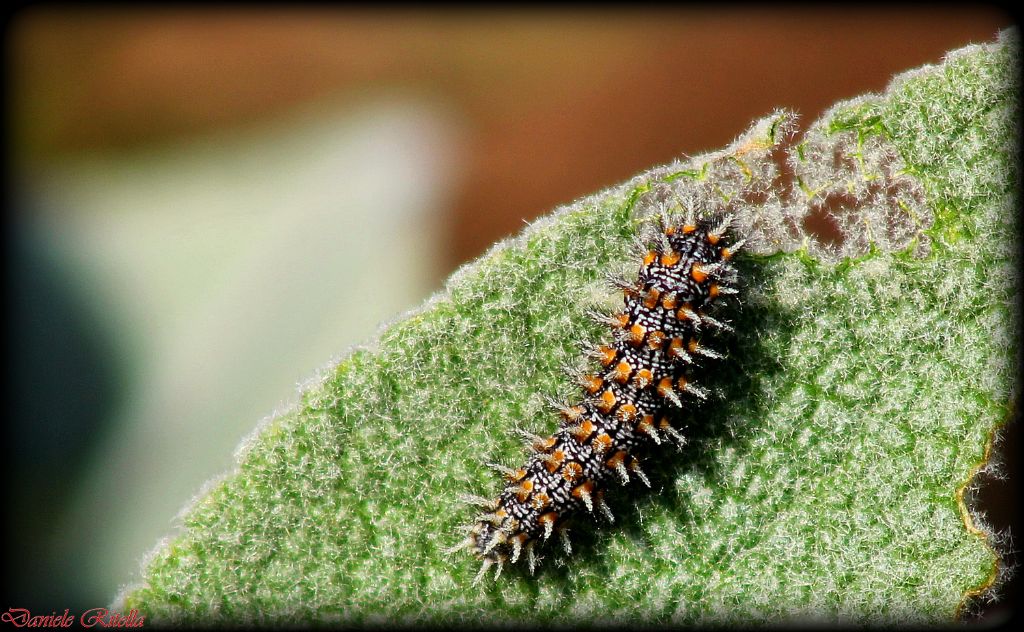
[[453, 211, 744, 581]]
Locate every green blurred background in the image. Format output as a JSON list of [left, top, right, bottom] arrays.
[[5, 6, 1016, 619]]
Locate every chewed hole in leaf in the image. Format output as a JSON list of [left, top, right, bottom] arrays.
[[643, 105, 932, 262], [801, 204, 844, 250]]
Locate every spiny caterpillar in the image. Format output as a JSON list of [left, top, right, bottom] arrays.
[[452, 210, 744, 582]]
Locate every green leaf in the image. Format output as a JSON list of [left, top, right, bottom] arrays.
[[119, 31, 1018, 625]]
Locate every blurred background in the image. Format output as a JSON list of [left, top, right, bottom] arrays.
[[5, 6, 1016, 620]]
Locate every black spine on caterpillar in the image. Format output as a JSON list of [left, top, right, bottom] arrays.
[[454, 212, 744, 582]]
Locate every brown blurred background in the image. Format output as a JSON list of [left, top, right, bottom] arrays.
[[6, 6, 1016, 620], [12, 7, 1015, 268]]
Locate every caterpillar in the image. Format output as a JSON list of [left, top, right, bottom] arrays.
[[453, 210, 743, 582]]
